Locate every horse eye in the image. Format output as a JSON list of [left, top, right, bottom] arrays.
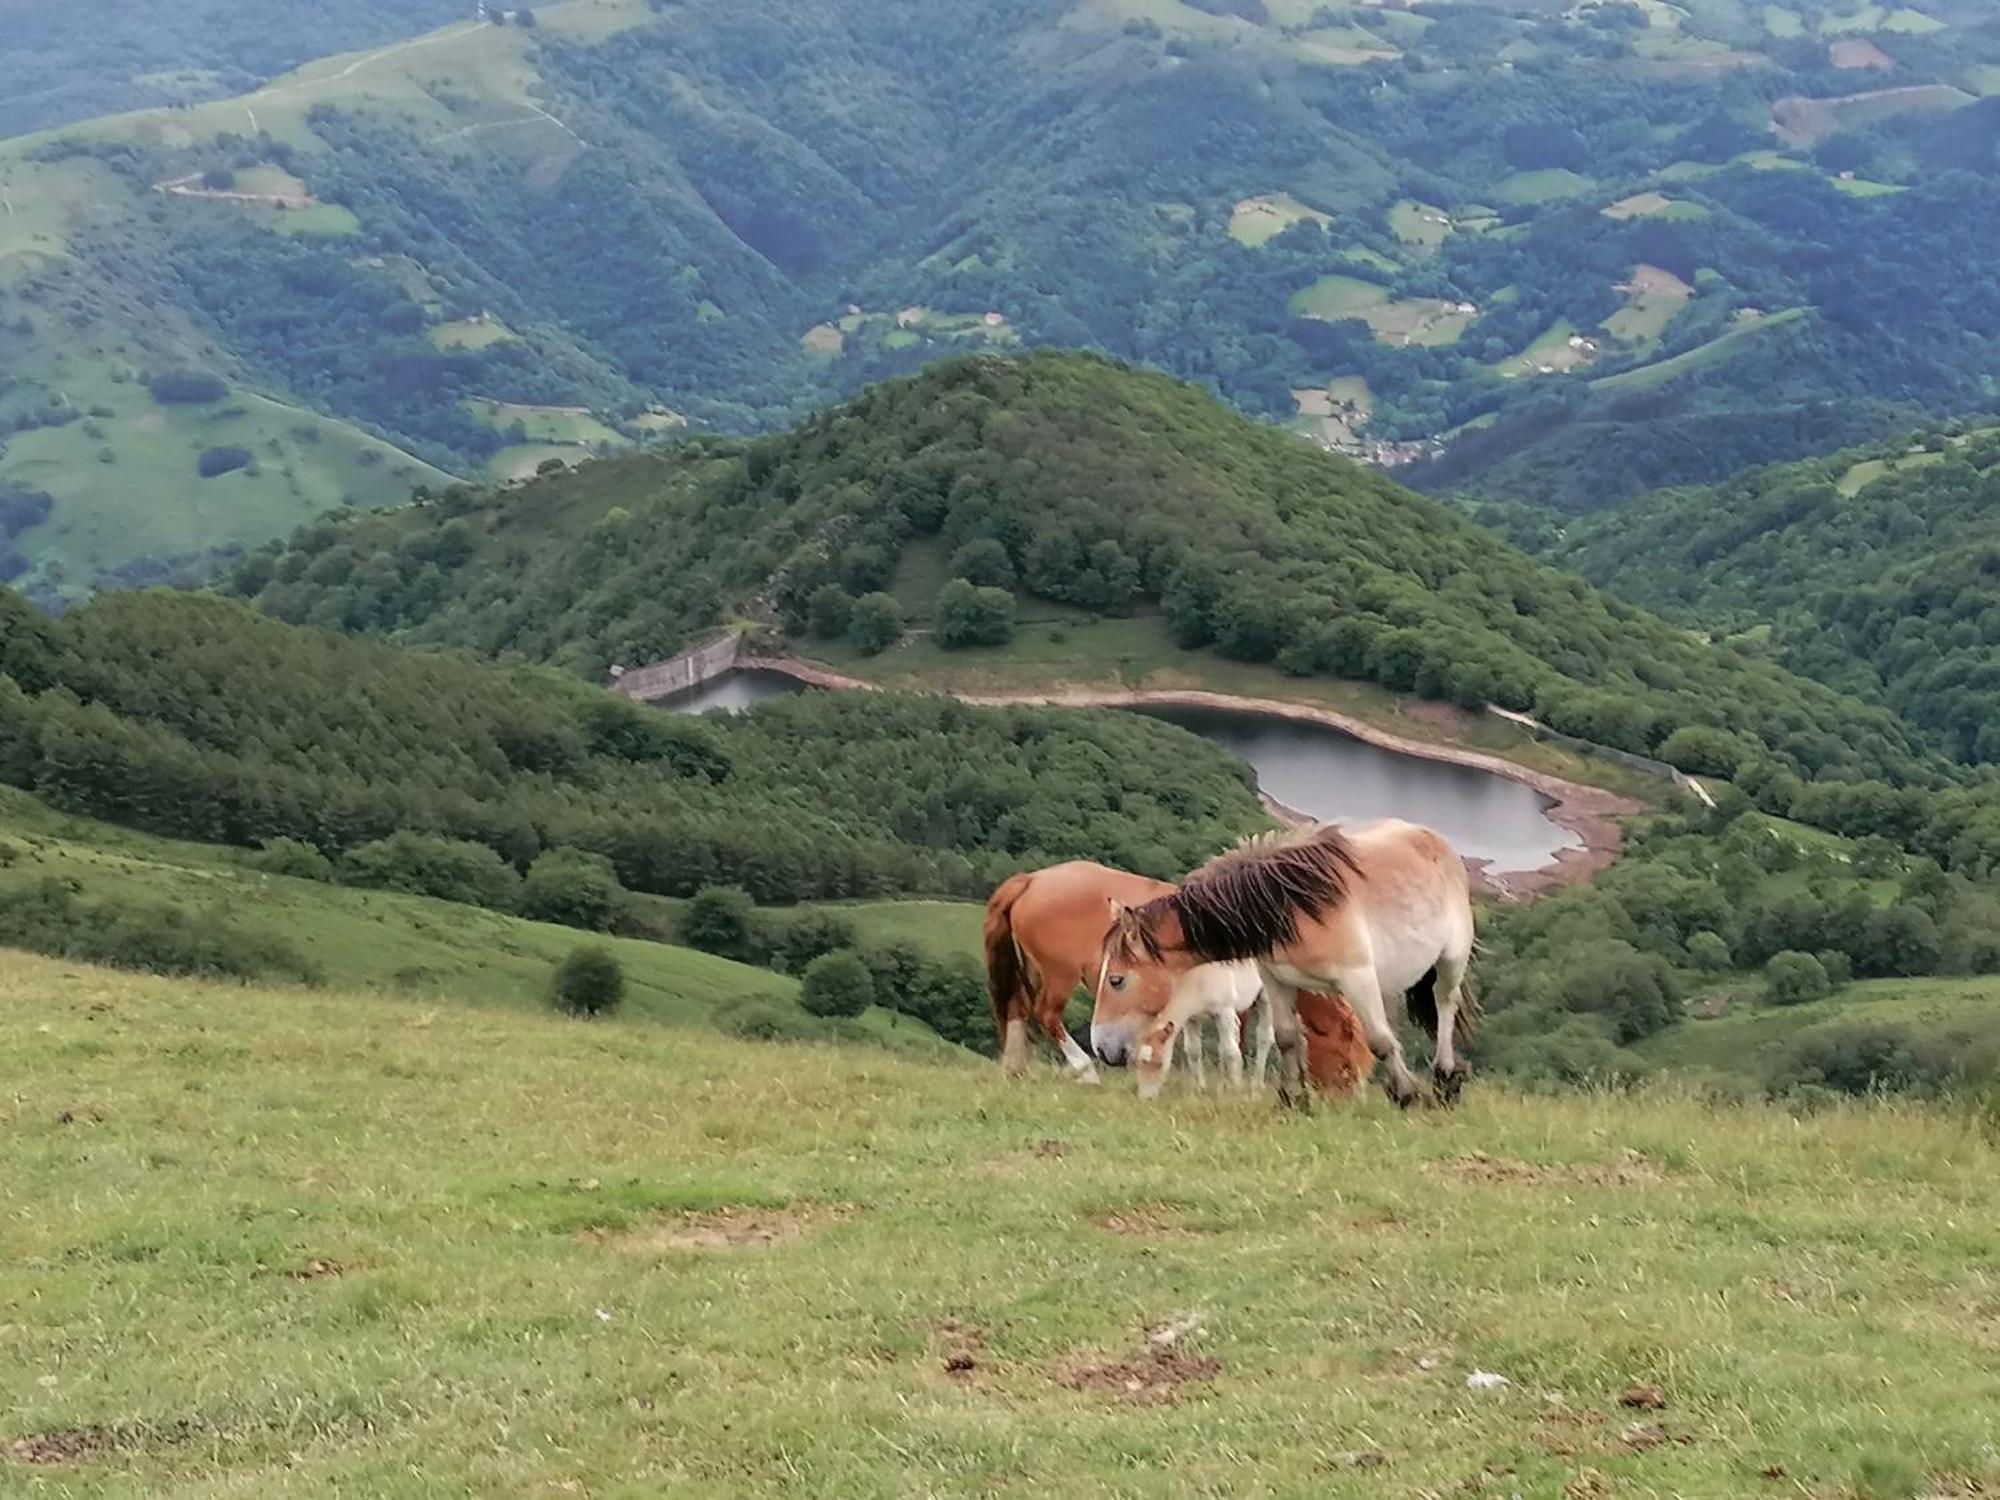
[[1109, 973, 1128, 991]]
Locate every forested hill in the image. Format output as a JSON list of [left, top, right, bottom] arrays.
[[13, 0, 2000, 598], [1529, 421, 2000, 767], [233, 352, 1944, 801]]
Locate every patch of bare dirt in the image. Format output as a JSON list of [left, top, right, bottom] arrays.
[[937, 1320, 988, 1383], [285, 1258, 346, 1281], [583, 1204, 846, 1252], [1031, 1139, 1068, 1159], [1619, 1383, 1668, 1410], [8, 1428, 113, 1465], [1090, 1204, 1192, 1238], [1057, 1347, 1220, 1404], [7, 1419, 201, 1466], [1431, 1149, 1667, 1188]]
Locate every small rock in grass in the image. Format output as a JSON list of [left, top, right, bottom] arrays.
[[1466, 1369, 1510, 1390]]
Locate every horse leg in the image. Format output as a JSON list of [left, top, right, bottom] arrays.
[[1184, 1019, 1207, 1089], [1001, 1000, 1031, 1076], [1428, 950, 1473, 1106], [1258, 973, 1312, 1114], [1036, 973, 1100, 1085], [1339, 966, 1423, 1109], [1217, 1008, 1244, 1089], [1249, 990, 1274, 1090]]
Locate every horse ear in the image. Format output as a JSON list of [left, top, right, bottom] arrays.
[[1107, 898, 1127, 919]]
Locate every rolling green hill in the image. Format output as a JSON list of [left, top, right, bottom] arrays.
[[1535, 421, 2000, 765], [6, 950, 1998, 1496], [13, 0, 2000, 593]]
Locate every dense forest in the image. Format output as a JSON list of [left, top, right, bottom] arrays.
[[13, 0, 2000, 595], [1526, 424, 2000, 766]]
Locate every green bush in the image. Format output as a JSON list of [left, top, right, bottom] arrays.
[[949, 538, 1016, 590], [806, 583, 854, 639], [771, 909, 859, 974], [1765, 950, 1831, 1007], [719, 1000, 830, 1042], [519, 847, 626, 931], [249, 836, 335, 881], [848, 592, 901, 655], [799, 948, 874, 1017], [935, 579, 1015, 648], [681, 883, 761, 960], [0, 876, 320, 984], [1768, 1021, 1990, 1101], [549, 946, 624, 1017], [1685, 930, 1731, 973], [340, 831, 521, 909]]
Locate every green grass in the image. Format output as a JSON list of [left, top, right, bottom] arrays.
[[1288, 276, 1471, 347], [1494, 168, 1596, 206], [0, 787, 800, 1029], [1832, 176, 1906, 198], [466, 399, 627, 448], [1639, 975, 2000, 1083], [427, 316, 517, 350], [1492, 320, 1596, 379], [1836, 447, 1946, 497], [1763, 4, 1804, 36], [1590, 308, 1808, 395], [4, 951, 1998, 1496], [1228, 193, 1332, 248], [0, 373, 450, 605], [1388, 199, 1451, 255]]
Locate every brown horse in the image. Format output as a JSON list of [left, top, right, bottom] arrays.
[[1099, 820, 1478, 1111], [985, 860, 1374, 1092]]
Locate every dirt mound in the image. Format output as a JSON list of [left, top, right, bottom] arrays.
[[1431, 1149, 1667, 1187], [1058, 1348, 1220, 1404], [585, 1204, 845, 1252]]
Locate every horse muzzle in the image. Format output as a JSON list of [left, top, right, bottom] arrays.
[[1091, 1022, 1135, 1068]]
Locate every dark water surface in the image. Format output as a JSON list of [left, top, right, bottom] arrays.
[[665, 672, 1577, 874]]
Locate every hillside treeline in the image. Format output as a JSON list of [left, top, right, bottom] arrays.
[[0, 588, 1264, 903]]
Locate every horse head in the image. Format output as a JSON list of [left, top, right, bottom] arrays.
[[1090, 896, 1196, 1093]]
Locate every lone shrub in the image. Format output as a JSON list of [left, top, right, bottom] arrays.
[[682, 883, 759, 960], [1685, 930, 1731, 973], [800, 948, 874, 1018], [1765, 950, 1831, 1007], [772, 909, 859, 973], [249, 837, 335, 882], [197, 446, 254, 479], [935, 579, 1016, 648], [848, 592, 902, 655], [519, 847, 626, 931], [147, 370, 227, 404], [550, 946, 624, 1017], [340, 831, 520, 909]]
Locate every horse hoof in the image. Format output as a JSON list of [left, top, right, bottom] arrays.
[[1432, 1063, 1471, 1106], [1076, 1070, 1102, 1086]]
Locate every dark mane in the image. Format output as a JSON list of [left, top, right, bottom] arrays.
[[1171, 825, 1361, 963]]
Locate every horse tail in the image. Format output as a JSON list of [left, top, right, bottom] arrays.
[[983, 871, 1036, 1049]]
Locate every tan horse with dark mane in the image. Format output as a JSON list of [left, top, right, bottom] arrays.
[[985, 860, 1374, 1093], [1097, 820, 1477, 1110]]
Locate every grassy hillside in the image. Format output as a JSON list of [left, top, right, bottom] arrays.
[[13, 0, 2000, 589], [5, 952, 1998, 1496], [0, 785, 802, 1027]]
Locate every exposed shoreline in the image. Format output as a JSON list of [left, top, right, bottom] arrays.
[[739, 656, 1646, 900]]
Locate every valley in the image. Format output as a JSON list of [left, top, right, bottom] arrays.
[[8, 0, 2000, 593]]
